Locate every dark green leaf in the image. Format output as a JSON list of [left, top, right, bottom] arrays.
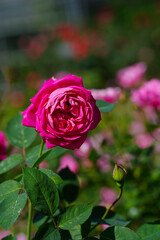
[[0, 154, 23, 175], [0, 180, 21, 203], [23, 167, 59, 215], [96, 100, 115, 113], [90, 207, 131, 227], [2, 235, 17, 240], [100, 226, 141, 240], [34, 223, 61, 240], [33, 212, 49, 228], [58, 204, 93, 230], [69, 225, 82, 240], [0, 193, 27, 229], [58, 168, 79, 203], [59, 229, 72, 240], [6, 112, 37, 148], [40, 169, 63, 186], [137, 223, 160, 240]]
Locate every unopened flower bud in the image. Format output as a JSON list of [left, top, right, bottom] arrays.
[[113, 164, 126, 188]]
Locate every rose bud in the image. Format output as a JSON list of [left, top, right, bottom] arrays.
[[22, 74, 101, 150], [113, 164, 127, 188]]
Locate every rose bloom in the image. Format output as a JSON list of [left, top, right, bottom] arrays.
[[131, 79, 160, 109], [0, 131, 7, 161], [22, 75, 101, 149], [117, 62, 146, 88], [58, 154, 79, 174], [91, 87, 121, 103]]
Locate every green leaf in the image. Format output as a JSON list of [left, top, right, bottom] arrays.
[[40, 169, 63, 186], [69, 225, 82, 240], [23, 167, 59, 215], [27, 144, 68, 167], [34, 223, 61, 240], [96, 100, 115, 113], [45, 146, 68, 159], [26, 145, 41, 165], [0, 180, 21, 203], [0, 193, 27, 230], [31, 150, 52, 168], [6, 112, 37, 148], [2, 235, 17, 240], [100, 226, 141, 240], [0, 154, 23, 175], [137, 223, 160, 240], [58, 204, 93, 230]]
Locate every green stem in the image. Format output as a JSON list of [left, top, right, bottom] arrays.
[[27, 198, 32, 240], [88, 187, 123, 235], [26, 141, 44, 239], [39, 140, 44, 158], [102, 187, 123, 220]]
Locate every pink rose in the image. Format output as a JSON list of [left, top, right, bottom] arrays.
[[74, 139, 92, 158], [131, 79, 160, 109], [90, 87, 121, 103], [97, 154, 111, 173], [0, 131, 7, 161], [0, 231, 10, 239], [58, 154, 79, 174], [100, 187, 117, 207], [117, 62, 146, 88], [22, 74, 101, 149], [16, 233, 27, 240], [135, 133, 154, 149]]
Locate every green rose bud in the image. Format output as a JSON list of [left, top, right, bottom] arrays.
[[113, 164, 127, 188]]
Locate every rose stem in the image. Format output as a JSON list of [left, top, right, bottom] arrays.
[[27, 198, 32, 240], [88, 187, 123, 235], [27, 140, 44, 240], [39, 140, 44, 158], [102, 186, 123, 220]]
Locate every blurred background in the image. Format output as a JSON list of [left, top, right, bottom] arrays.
[[1, 0, 160, 237]]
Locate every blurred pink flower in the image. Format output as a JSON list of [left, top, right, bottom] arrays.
[[39, 160, 48, 169], [143, 106, 158, 125], [131, 79, 160, 109], [81, 158, 93, 168], [74, 139, 92, 159], [0, 231, 10, 239], [129, 121, 145, 135], [89, 133, 104, 154], [97, 154, 111, 173], [16, 233, 27, 240], [101, 224, 110, 230], [58, 154, 79, 174], [116, 153, 134, 168], [152, 128, 160, 141], [117, 62, 146, 88], [135, 133, 154, 149], [91, 87, 121, 103], [0, 131, 7, 161], [100, 187, 117, 207]]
